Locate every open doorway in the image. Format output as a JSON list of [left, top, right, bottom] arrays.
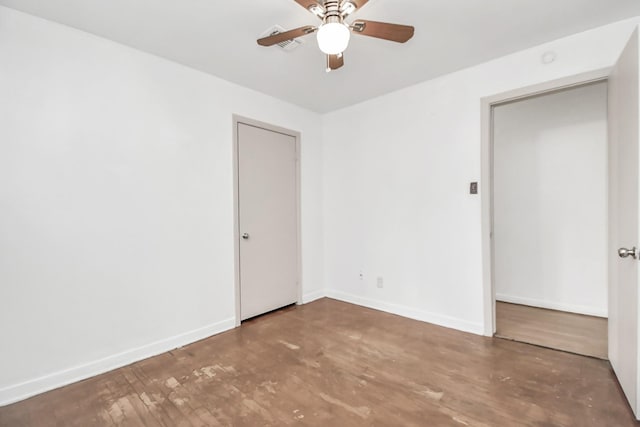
[[482, 31, 640, 419], [491, 82, 608, 359]]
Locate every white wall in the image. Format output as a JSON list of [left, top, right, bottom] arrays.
[[0, 6, 324, 405], [493, 83, 608, 317], [322, 18, 640, 335]]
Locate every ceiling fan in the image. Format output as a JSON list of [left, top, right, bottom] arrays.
[[257, 0, 415, 72]]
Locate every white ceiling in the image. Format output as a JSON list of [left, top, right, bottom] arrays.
[[2, 0, 640, 112]]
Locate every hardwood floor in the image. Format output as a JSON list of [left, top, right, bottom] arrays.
[[496, 301, 608, 359], [0, 298, 636, 426]]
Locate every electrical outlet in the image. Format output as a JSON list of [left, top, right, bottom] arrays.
[[376, 276, 384, 288], [359, 271, 364, 281]]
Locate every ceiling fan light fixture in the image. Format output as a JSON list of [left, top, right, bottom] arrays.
[[316, 22, 351, 55]]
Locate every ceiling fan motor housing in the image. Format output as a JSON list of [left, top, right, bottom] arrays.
[[323, 1, 343, 25]]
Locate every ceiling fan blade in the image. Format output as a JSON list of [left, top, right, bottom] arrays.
[[351, 20, 414, 43], [327, 54, 344, 71], [257, 26, 317, 47]]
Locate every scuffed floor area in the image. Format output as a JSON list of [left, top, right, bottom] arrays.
[[0, 298, 636, 426]]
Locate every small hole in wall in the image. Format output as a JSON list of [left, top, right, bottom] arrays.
[[541, 51, 557, 65]]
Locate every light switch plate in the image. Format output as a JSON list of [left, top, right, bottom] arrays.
[[470, 182, 478, 195]]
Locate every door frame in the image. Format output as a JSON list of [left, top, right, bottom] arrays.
[[232, 115, 303, 327], [480, 68, 611, 337]]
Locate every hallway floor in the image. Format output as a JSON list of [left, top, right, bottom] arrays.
[[496, 301, 608, 359]]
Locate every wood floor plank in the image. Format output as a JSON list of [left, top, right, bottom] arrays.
[[0, 298, 636, 426], [496, 301, 608, 359]]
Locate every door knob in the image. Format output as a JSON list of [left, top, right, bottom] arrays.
[[618, 247, 638, 259], [242, 233, 250, 240]]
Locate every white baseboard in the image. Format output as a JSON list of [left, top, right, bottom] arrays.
[[301, 289, 326, 304], [496, 293, 607, 318], [0, 290, 489, 407], [0, 317, 235, 407], [325, 289, 484, 335]]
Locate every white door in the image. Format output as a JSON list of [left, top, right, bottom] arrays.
[[237, 122, 298, 320], [609, 28, 640, 418]]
